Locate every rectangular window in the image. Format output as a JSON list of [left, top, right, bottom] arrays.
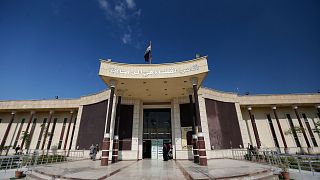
[[36, 118, 47, 149], [286, 114, 301, 147], [58, 118, 68, 149], [47, 118, 58, 149], [266, 114, 279, 148], [302, 113, 318, 147], [28, 118, 37, 149], [13, 118, 25, 148]]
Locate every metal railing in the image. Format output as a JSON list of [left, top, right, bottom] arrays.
[[231, 149, 320, 176], [0, 150, 85, 172]]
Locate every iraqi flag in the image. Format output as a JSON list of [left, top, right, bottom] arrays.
[[144, 42, 152, 62]]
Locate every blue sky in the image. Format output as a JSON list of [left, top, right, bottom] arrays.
[[0, 0, 319, 100]]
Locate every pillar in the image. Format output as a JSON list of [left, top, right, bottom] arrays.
[[112, 91, 122, 163], [188, 88, 198, 163], [112, 135, 119, 163], [13, 118, 25, 148], [47, 118, 57, 150], [64, 110, 74, 150], [28, 118, 37, 151], [101, 79, 116, 166], [0, 111, 16, 155], [197, 132, 207, 166], [191, 77, 207, 166], [41, 110, 54, 150], [192, 135, 199, 163], [248, 107, 261, 149], [272, 106, 288, 153], [67, 116, 78, 157], [21, 111, 35, 150], [68, 116, 77, 150], [293, 106, 311, 148]]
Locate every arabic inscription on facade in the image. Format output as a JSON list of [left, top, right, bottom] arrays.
[[108, 64, 200, 77]]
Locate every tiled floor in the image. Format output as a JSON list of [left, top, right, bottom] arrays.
[[177, 159, 274, 179], [32, 159, 137, 179], [108, 160, 186, 180]]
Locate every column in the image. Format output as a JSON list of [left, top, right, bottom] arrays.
[[302, 113, 317, 147], [68, 116, 77, 150], [101, 79, 116, 166], [188, 89, 198, 163], [191, 77, 207, 166], [293, 106, 311, 148], [28, 118, 37, 151], [64, 110, 74, 150], [272, 107, 288, 153], [0, 111, 16, 155], [21, 111, 35, 150], [41, 110, 54, 150], [245, 119, 253, 145], [112, 90, 122, 163], [13, 118, 25, 148], [47, 118, 57, 150], [58, 118, 67, 149], [248, 107, 261, 149], [36, 118, 47, 149]]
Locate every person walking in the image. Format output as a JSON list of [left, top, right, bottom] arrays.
[[15, 145, 21, 155], [168, 143, 173, 160], [96, 144, 99, 153], [89, 144, 97, 161], [163, 144, 168, 161], [96, 143, 99, 160]]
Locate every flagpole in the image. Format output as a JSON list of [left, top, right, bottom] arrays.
[[149, 41, 152, 64]]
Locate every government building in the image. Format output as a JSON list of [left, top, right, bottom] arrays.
[[0, 56, 320, 166]]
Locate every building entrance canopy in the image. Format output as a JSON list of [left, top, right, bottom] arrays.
[[98, 56, 209, 101]]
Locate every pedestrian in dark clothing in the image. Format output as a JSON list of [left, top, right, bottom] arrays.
[[96, 144, 99, 153], [247, 144, 254, 161], [168, 144, 173, 160], [163, 144, 168, 161], [15, 145, 21, 155], [89, 144, 97, 161]]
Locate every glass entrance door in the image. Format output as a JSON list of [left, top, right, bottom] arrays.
[[143, 108, 171, 159]]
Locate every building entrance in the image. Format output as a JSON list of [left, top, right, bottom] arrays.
[[142, 108, 172, 159]]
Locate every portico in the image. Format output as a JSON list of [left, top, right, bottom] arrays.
[[98, 56, 209, 165]]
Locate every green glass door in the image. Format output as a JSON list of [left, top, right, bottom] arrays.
[[143, 108, 171, 159]]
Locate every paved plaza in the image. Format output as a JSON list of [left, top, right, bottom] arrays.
[[108, 160, 185, 180], [20, 158, 282, 179], [27, 159, 138, 179], [177, 159, 275, 179], [1, 157, 319, 179]]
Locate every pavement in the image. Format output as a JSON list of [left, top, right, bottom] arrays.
[[2, 158, 318, 179], [176, 159, 275, 179], [28, 159, 137, 179], [108, 160, 185, 180]]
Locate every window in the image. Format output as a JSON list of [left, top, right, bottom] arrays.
[[13, 118, 25, 148], [302, 113, 317, 147], [47, 118, 58, 149], [266, 114, 279, 148], [36, 118, 47, 149], [58, 118, 68, 149], [286, 114, 301, 147]]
